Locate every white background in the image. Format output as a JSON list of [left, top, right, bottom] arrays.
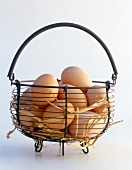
[[0, 0, 131, 170]]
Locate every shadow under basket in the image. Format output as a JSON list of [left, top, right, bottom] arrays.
[[7, 22, 118, 156]]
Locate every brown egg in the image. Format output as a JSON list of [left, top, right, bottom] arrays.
[[61, 66, 92, 93], [19, 105, 45, 128], [68, 111, 108, 139], [68, 111, 93, 138], [86, 113, 108, 139], [26, 106, 45, 118], [19, 88, 34, 127], [19, 110, 38, 128], [57, 84, 87, 109], [42, 100, 75, 130], [87, 85, 114, 114], [19, 88, 45, 127], [20, 87, 45, 117], [31, 74, 59, 107], [86, 86, 107, 114]]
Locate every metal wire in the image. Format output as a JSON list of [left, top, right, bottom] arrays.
[[10, 80, 115, 144]]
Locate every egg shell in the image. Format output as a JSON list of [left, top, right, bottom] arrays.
[[87, 114, 108, 138], [68, 111, 94, 138], [61, 66, 92, 93], [86, 86, 107, 114], [31, 74, 59, 107], [42, 99, 75, 130], [27, 106, 45, 118], [57, 84, 87, 109], [87, 85, 115, 113], [19, 105, 44, 128], [68, 111, 108, 138], [12, 88, 34, 128], [19, 107, 45, 128], [19, 88, 35, 127], [20, 88, 45, 118], [19, 109, 39, 128]]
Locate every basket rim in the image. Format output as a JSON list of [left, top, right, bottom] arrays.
[[11, 79, 115, 89]]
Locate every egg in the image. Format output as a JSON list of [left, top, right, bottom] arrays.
[[19, 105, 45, 128], [68, 111, 94, 138], [42, 100, 75, 130], [19, 110, 39, 128], [19, 106, 45, 128], [87, 85, 114, 113], [20, 88, 45, 117], [31, 74, 59, 107], [19, 87, 46, 127], [86, 85, 107, 114], [61, 66, 92, 93], [57, 84, 87, 109], [68, 111, 108, 138], [86, 113, 108, 139]]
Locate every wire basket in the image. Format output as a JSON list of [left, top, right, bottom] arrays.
[[7, 22, 118, 156]]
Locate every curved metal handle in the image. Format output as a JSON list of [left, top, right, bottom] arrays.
[[7, 22, 118, 83]]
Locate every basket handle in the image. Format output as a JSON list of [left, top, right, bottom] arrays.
[[7, 22, 118, 84]]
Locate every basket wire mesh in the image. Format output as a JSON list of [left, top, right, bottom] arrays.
[[9, 80, 115, 155]]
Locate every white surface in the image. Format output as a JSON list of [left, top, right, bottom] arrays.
[[0, 0, 132, 170]]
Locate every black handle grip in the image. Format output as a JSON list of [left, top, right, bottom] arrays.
[[7, 22, 118, 82]]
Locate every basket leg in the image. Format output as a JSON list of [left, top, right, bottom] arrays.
[[61, 140, 65, 156], [34, 140, 43, 152], [80, 142, 89, 154]]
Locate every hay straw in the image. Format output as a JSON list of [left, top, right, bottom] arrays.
[[9, 94, 123, 151], [6, 127, 16, 139]]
